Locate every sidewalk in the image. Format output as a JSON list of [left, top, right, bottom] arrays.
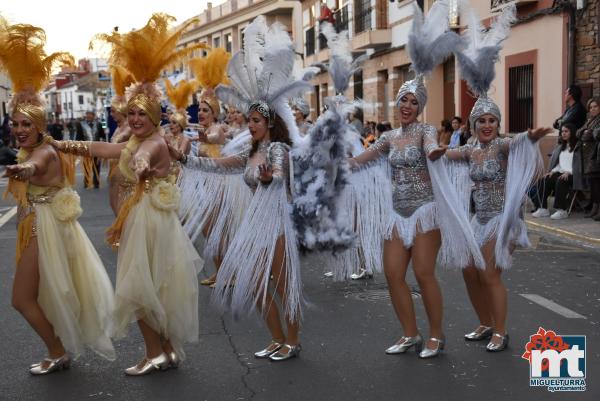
[[526, 210, 600, 247]]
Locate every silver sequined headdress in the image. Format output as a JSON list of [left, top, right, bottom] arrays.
[[396, 0, 463, 114], [215, 16, 312, 139], [455, 1, 516, 127]]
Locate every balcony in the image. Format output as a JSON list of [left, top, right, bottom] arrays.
[[352, 1, 390, 50], [491, 0, 537, 12]]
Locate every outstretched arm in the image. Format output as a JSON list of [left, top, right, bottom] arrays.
[[4, 147, 52, 181], [349, 135, 389, 168], [170, 143, 248, 173], [52, 139, 126, 159]]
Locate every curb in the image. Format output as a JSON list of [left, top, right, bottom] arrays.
[[526, 219, 600, 246]]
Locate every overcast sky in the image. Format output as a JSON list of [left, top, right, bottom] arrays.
[[1, 0, 216, 60]]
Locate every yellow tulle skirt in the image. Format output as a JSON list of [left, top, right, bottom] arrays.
[[113, 192, 203, 359], [34, 202, 116, 361]]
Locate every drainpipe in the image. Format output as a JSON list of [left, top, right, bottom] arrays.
[[567, 0, 576, 85]]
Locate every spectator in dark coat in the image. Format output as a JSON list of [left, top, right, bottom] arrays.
[[76, 111, 106, 188], [576, 97, 600, 219]]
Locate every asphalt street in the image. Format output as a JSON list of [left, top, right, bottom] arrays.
[[0, 173, 598, 401]]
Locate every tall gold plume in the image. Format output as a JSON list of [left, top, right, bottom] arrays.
[[0, 17, 74, 108], [111, 65, 134, 97], [189, 48, 230, 92], [92, 13, 208, 85], [165, 79, 197, 111]]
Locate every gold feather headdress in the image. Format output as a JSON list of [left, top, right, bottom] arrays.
[[92, 13, 208, 126], [0, 18, 73, 132], [110, 65, 134, 116], [189, 48, 230, 117], [164, 79, 197, 129]]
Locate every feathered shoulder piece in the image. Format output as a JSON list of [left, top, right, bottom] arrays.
[[215, 16, 312, 142], [0, 18, 73, 111], [408, 0, 463, 77], [320, 22, 368, 96], [455, 1, 516, 97]]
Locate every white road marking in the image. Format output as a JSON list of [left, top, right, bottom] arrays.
[[520, 293, 587, 319], [0, 206, 17, 228]]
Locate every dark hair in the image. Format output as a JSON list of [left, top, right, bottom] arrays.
[[451, 116, 462, 124], [559, 122, 578, 151], [568, 85, 582, 102], [376, 122, 387, 133], [441, 119, 452, 133], [250, 113, 292, 156]]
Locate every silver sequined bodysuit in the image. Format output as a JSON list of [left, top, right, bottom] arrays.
[[367, 122, 438, 217], [185, 140, 290, 194], [455, 137, 510, 224]]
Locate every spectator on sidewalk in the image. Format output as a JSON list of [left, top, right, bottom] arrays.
[[348, 109, 363, 136], [576, 97, 600, 220], [554, 84, 587, 132], [448, 116, 463, 148], [76, 110, 106, 188], [438, 119, 452, 146], [530, 123, 577, 220]]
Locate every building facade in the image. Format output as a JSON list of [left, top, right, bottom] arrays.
[[175, 0, 303, 81], [575, 0, 599, 101], [300, 0, 581, 137]]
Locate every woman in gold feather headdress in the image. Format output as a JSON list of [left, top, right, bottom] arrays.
[[107, 65, 134, 215], [56, 13, 206, 375], [0, 19, 116, 374], [189, 48, 231, 158], [164, 79, 194, 159]]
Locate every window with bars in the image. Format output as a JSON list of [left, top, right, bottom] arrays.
[[508, 64, 534, 133], [354, 70, 363, 100], [225, 34, 232, 53], [306, 27, 316, 56], [354, 0, 371, 34]]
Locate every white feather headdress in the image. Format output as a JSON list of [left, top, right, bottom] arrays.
[[456, 1, 516, 126], [215, 16, 312, 142], [397, 0, 463, 113]]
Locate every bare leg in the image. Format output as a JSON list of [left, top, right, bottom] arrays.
[[258, 291, 286, 344], [383, 230, 418, 337], [412, 230, 444, 348], [462, 266, 494, 328], [479, 239, 507, 345], [12, 238, 66, 363], [136, 319, 164, 366], [272, 236, 299, 348]]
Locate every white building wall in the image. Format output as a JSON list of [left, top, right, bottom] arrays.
[[0, 71, 11, 120], [390, 0, 414, 48]]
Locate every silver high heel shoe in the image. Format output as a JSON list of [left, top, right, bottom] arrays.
[[269, 344, 301, 361], [385, 334, 423, 354], [419, 337, 445, 359], [464, 325, 493, 341], [125, 353, 170, 376], [486, 333, 509, 352], [29, 354, 70, 375], [167, 351, 180, 368], [254, 341, 283, 358], [351, 269, 374, 280]]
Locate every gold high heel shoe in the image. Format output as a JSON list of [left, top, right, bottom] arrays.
[[385, 334, 423, 354], [486, 333, 509, 352], [254, 341, 283, 358], [464, 325, 493, 341], [418, 337, 445, 359], [29, 354, 70, 375], [125, 353, 170, 376], [200, 276, 216, 286], [269, 344, 301, 361]]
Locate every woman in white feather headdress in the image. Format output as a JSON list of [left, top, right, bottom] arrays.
[[172, 16, 311, 361], [430, 2, 552, 352], [348, 0, 484, 359]]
